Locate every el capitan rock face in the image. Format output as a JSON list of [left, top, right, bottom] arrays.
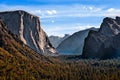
[[82, 17, 120, 59], [0, 17, 49, 61], [0, 10, 57, 56]]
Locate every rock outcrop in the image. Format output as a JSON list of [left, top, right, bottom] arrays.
[[0, 10, 57, 56], [57, 28, 97, 55], [82, 17, 120, 59], [49, 34, 70, 48]]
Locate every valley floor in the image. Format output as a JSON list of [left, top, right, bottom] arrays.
[[1, 54, 120, 80]]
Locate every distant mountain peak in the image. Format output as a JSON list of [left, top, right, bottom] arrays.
[[49, 34, 70, 48], [57, 28, 98, 55]]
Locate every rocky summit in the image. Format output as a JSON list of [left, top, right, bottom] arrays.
[[0, 10, 57, 56], [82, 17, 120, 59]]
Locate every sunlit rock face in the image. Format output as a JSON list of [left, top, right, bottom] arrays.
[[0, 10, 57, 56], [82, 17, 120, 59]]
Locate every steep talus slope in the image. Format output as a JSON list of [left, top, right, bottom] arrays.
[[49, 34, 70, 48], [82, 17, 120, 59], [0, 10, 57, 56], [57, 28, 97, 55]]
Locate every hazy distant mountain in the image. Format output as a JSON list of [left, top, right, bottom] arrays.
[[57, 28, 98, 55], [49, 34, 70, 48], [0, 10, 57, 56], [83, 17, 120, 59]]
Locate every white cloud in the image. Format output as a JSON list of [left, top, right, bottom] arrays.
[[75, 24, 99, 30], [104, 8, 120, 17], [34, 10, 41, 14], [89, 7, 93, 10], [30, 9, 44, 16], [1, 4, 120, 36], [107, 8, 114, 12], [46, 10, 57, 15], [43, 24, 99, 36], [30, 9, 57, 18], [0, 4, 120, 18]]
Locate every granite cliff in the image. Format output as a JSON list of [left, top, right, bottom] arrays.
[[82, 17, 120, 59], [0, 10, 57, 56]]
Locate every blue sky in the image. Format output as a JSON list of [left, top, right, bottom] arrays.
[[0, 0, 120, 36]]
